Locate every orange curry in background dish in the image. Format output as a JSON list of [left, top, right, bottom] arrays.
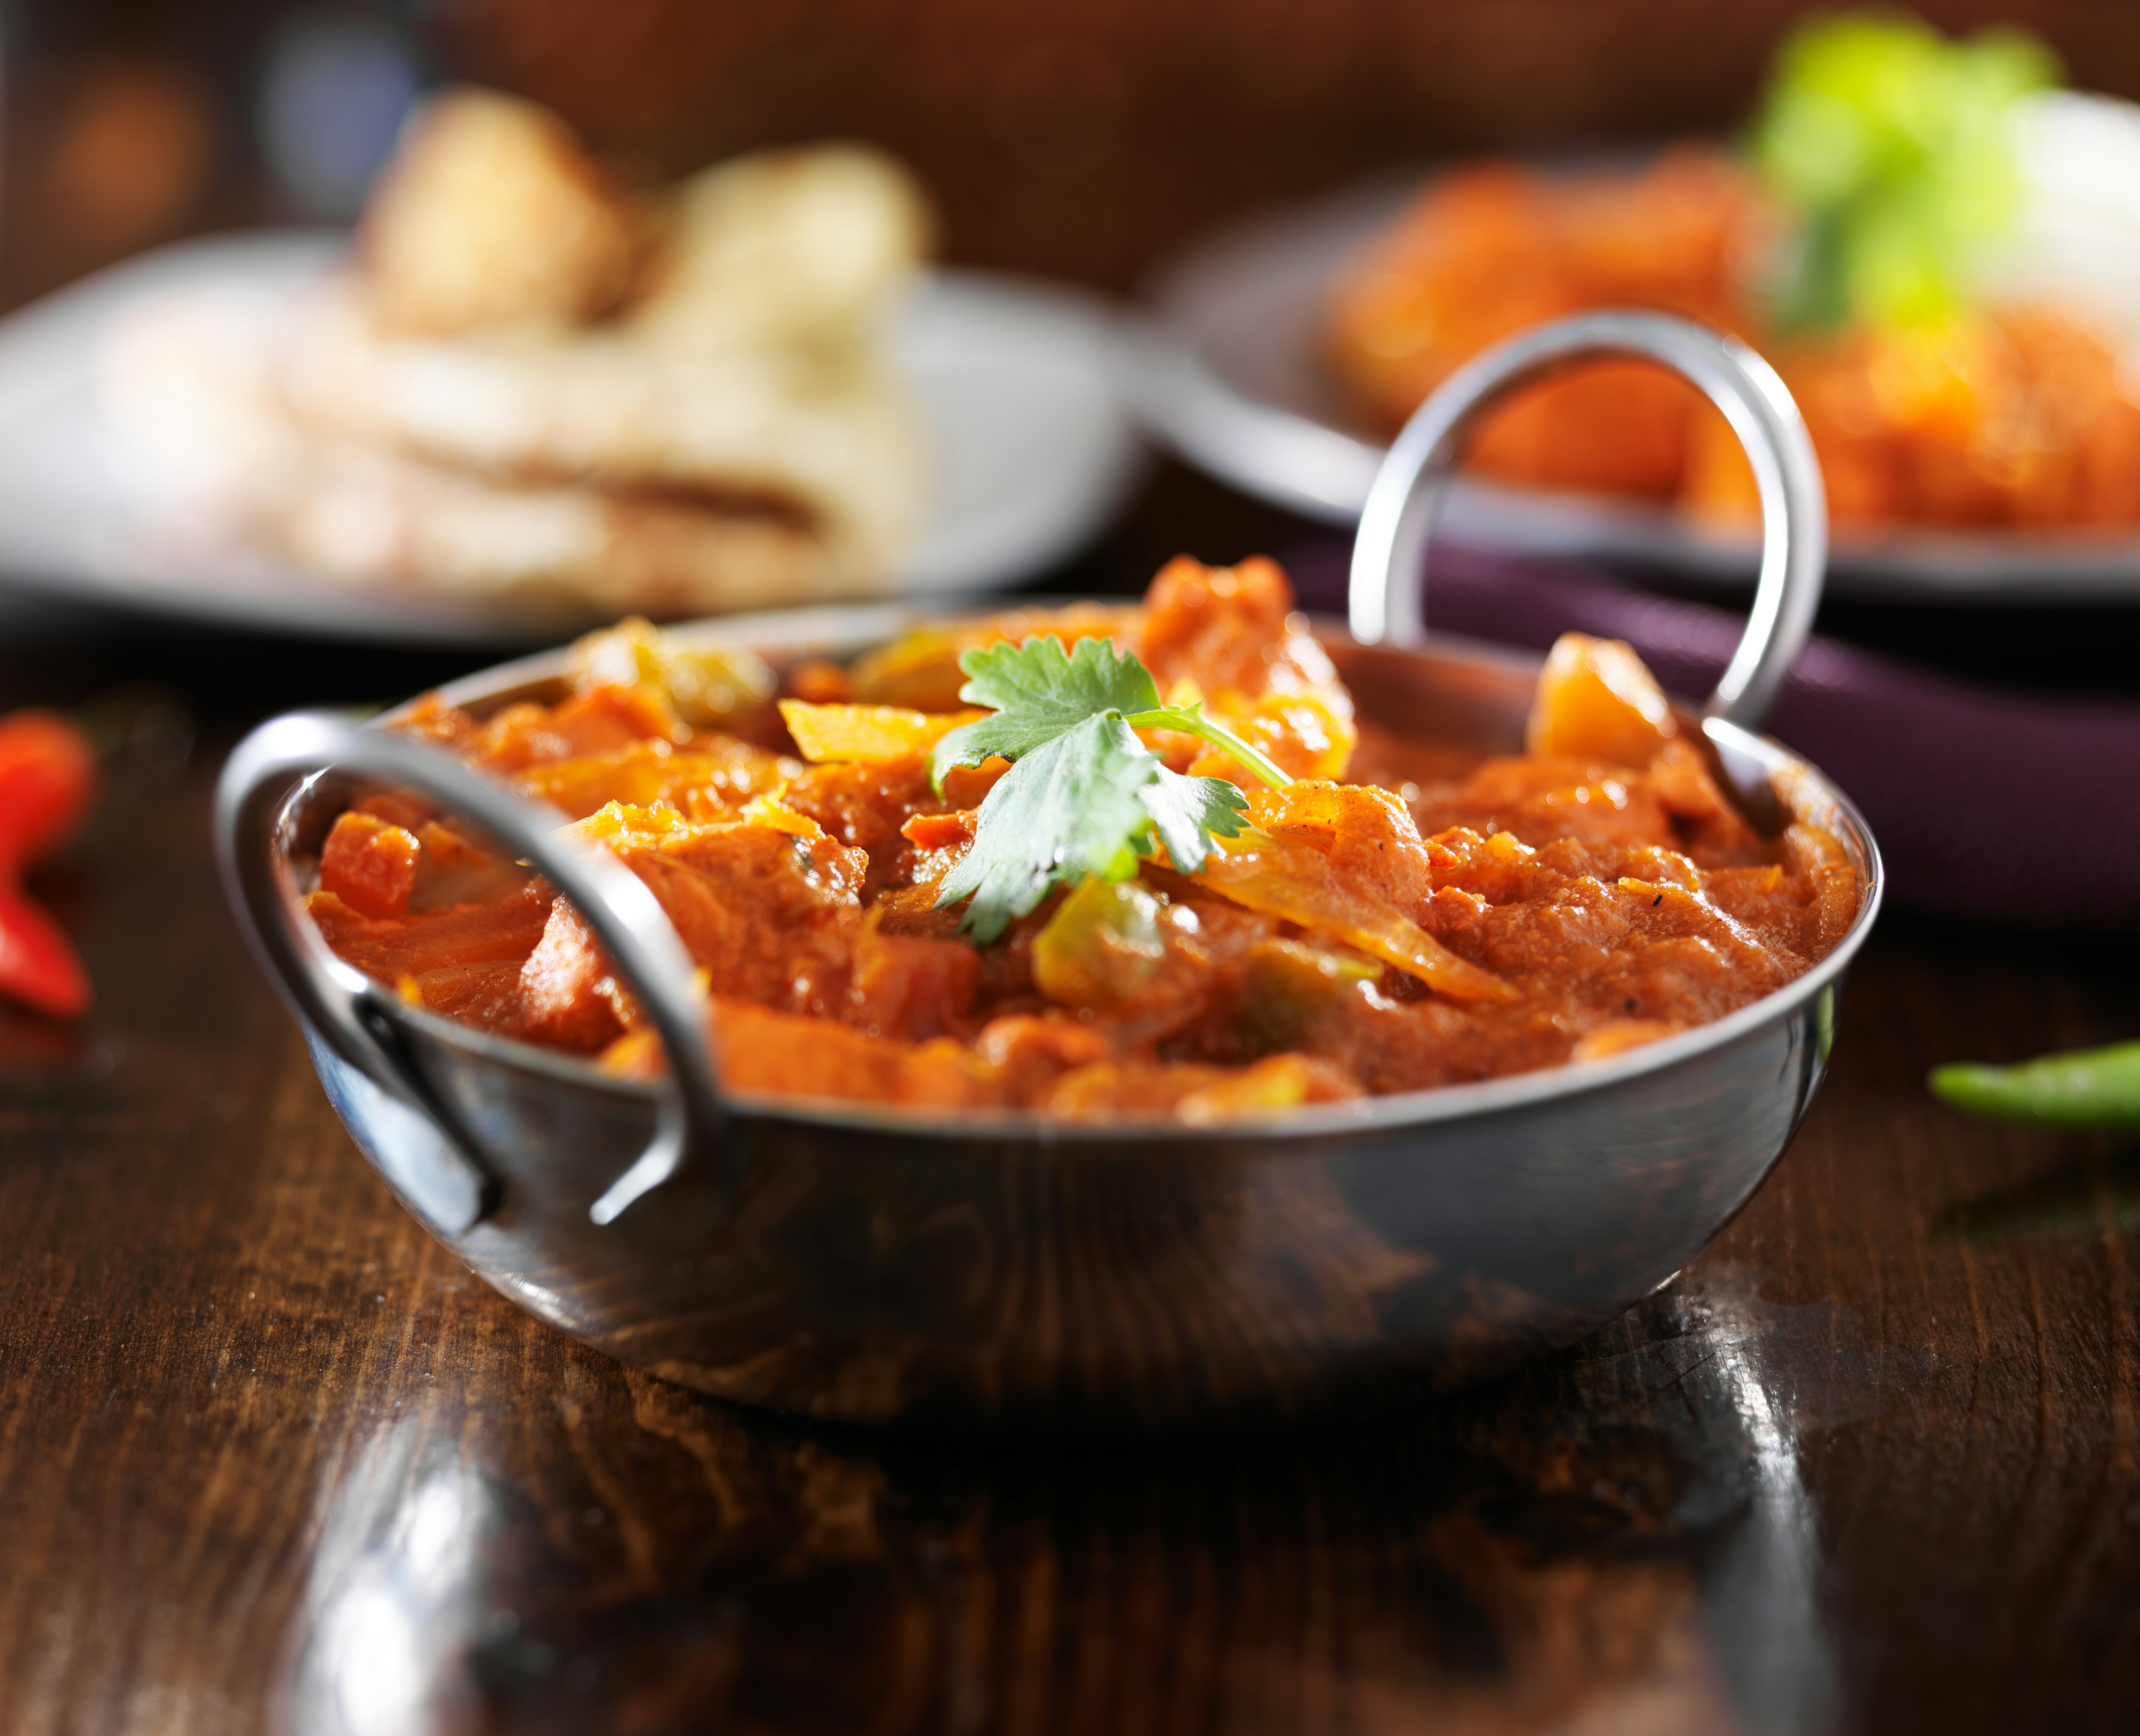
[[1327, 151, 2140, 531], [305, 558, 1859, 1121]]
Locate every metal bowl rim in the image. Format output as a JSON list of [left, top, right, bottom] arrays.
[[280, 600, 1884, 1147]]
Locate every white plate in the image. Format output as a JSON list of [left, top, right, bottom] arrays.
[[0, 232, 1145, 643], [1120, 172, 2140, 605]]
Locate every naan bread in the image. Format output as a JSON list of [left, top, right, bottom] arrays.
[[360, 88, 644, 337], [629, 145, 932, 355], [103, 90, 936, 619], [273, 277, 925, 579], [251, 441, 865, 615]]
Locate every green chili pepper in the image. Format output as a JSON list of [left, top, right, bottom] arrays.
[[1929, 1041, 2140, 1130]]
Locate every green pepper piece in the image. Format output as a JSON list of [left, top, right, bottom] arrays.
[[1929, 1040, 2140, 1130], [1239, 937, 1381, 1049], [1032, 874, 1170, 1011], [848, 628, 970, 712], [568, 616, 775, 724]]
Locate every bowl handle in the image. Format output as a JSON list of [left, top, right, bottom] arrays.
[[215, 712, 729, 1230], [1347, 309, 1826, 730]]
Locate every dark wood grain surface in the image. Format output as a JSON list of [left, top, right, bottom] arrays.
[[2, 466, 2139, 1734]]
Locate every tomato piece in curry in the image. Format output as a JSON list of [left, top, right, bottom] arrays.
[[304, 556, 1859, 1120]]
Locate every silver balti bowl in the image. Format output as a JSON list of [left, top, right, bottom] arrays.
[[217, 313, 1881, 1429]]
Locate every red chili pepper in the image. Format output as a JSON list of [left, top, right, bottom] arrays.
[[0, 711, 99, 1018]]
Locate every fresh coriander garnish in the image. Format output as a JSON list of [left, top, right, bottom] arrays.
[[928, 635, 1291, 941], [1748, 13, 2059, 333]]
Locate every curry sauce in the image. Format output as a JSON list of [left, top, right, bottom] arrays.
[[304, 558, 1859, 1120]]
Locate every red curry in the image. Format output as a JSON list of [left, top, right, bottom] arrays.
[[305, 558, 1858, 1120]]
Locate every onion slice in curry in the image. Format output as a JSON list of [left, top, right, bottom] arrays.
[[1195, 831, 1516, 1003]]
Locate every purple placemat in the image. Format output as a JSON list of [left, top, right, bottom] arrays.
[[1285, 544, 2140, 928]]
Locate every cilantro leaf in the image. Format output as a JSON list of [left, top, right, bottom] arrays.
[[927, 634, 1290, 940], [935, 715, 1152, 941], [932, 636, 1158, 782], [1122, 701, 1291, 790], [1748, 14, 2060, 332], [1138, 765, 1249, 874]]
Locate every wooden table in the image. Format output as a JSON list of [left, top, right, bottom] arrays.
[[2, 466, 2137, 1735]]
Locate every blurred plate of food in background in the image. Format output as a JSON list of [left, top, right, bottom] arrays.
[[0, 89, 1142, 644], [1122, 14, 2140, 602]]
